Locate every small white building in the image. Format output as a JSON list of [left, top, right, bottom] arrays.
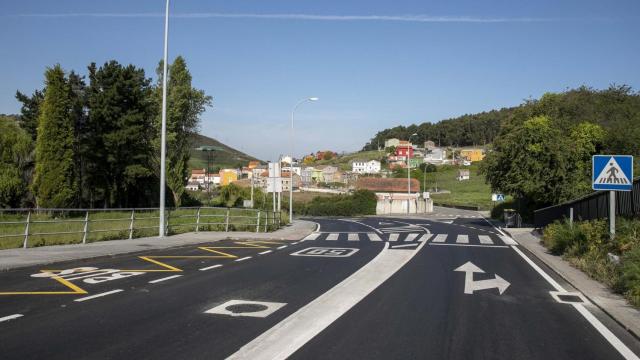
[[457, 169, 470, 181], [352, 160, 381, 174], [423, 148, 447, 164], [384, 138, 400, 148], [185, 181, 200, 191]]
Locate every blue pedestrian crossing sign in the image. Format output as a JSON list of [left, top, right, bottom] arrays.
[[592, 155, 633, 191]]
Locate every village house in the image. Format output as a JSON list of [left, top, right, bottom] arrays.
[[423, 148, 447, 164], [281, 172, 302, 192], [395, 143, 414, 159], [355, 178, 432, 215], [185, 181, 200, 191], [384, 138, 400, 148], [352, 159, 381, 174], [301, 167, 315, 186], [460, 149, 485, 162], [219, 169, 239, 186]]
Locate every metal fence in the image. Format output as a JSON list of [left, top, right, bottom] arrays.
[[0, 207, 283, 249], [534, 177, 640, 228]]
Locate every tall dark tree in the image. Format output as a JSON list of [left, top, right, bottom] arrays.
[[15, 89, 45, 140], [32, 65, 79, 208], [154, 56, 212, 207], [86, 61, 155, 207]]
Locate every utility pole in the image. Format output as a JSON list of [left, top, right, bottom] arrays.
[[158, 0, 170, 237]]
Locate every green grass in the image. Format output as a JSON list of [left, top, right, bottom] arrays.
[[188, 133, 259, 170], [0, 208, 282, 249], [421, 163, 495, 210]]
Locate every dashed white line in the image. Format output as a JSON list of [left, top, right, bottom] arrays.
[[199, 264, 223, 271], [74, 289, 123, 302], [0, 314, 23, 323], [149, 275, 183, 284], [258, 250, 273, 255], [391, 243, 419, 248], [235, 256, 252, 262], [277, 245, 288, 250]]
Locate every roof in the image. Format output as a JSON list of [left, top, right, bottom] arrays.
[[191, 169, 205, 175], [356, 178, 420, 192]]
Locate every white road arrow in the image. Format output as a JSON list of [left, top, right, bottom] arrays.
[[454, 262, 510, 295]]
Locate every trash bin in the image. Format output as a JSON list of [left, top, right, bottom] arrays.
[[504, 209, 521, 228]]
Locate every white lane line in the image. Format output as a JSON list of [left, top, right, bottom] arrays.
[[235, 256, 252, 262], [456, 234, 469, 244], [303, 233, 321, 241], [348, 233, 360, 241], [149, 274, 183, 284], [405, 233, 419, 242], [511, 245, 639, 360], [199, 264, 223, 271], [326, 233, 339, 241], [258, 250, 272, 255], [500, 235, 518, 245], [228, 241, 427, 360], [432, 234, 448, 243], [478, 235, 494, 244], [74, 289, 123, 302], [388, 233, 400, 242], [336, 218, 384, 235], [367, 233, 382, 241], [429, 243, 509, 249], [391, 243, 419, 248], [417, 234, 433, 242], [277, 245, 288, 250], [0, 314, 23, 323]]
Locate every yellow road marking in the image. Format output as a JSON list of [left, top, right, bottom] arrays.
[[0, 240, 284, 295]]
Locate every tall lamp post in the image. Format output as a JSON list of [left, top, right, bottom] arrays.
[[159, 0, 170, 237], [407, 133, 418, 214], [290, 97, 318, 222]]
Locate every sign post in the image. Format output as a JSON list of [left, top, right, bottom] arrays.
[[592, 155, 633, 240]]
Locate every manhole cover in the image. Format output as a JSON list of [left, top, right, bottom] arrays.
[[226, 304, 269, 313], [557, 294, 584, 303]]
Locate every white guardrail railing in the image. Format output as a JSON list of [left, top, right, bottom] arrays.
[[0, 207, 283, 249]]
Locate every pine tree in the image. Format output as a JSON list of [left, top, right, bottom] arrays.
[[32, 65, 78, 208]]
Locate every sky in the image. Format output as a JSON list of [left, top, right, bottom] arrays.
[[1, 1, 639, 162]]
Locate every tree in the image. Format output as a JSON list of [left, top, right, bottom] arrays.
[[86, 61, 156, 207], [15, 89, 45, 140], [154, 57, 212, 207], [323, 151, 334, 161], [0, 116, 34, 207], [32, 65, 79, 208]]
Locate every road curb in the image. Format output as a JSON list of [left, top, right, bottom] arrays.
[[502, 227, 640, 341]]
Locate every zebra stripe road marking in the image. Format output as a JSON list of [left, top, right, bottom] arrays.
[[404, 233, 419, 242], [432, 234, 448, 243], [326, 233, 339, 241], [388, 233, 400, 242], [456, 235, 469, 244], [417, 234, 433, 242], [479, 235, 494, 244], [367, 233, 382, 241], [348, 233, 359, 241], [500, 235, 518, 245], [303, 233, 320, 241]]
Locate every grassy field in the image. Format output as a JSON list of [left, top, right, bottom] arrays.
[[188, 133, 259, 170], [421, 163, 496, 210], [0, 207, 282, 250]]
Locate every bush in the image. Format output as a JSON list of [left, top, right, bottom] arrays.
[[620, 246, 640, 307], [301, 190, 377, 216]]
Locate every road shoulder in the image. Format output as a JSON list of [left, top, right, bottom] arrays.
[[0, 220, 316, 272], [504, 227, 640, 339]]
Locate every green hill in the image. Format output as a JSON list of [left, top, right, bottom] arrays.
[[188, 133, 260, 170]]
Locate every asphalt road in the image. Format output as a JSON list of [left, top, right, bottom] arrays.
[[1, 214, 639, 359]]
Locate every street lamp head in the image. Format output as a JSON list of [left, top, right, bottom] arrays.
[[309, 97, 319, 101]]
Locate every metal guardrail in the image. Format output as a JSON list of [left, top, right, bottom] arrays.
[[0, 207, 283, 249]]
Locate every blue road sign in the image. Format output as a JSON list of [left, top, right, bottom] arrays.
[[592, 155, 634, 191]]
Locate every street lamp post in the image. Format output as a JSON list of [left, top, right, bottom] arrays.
[[159, 0, 170, 237], [289, 97, 318, 222], [407, 133, 418, 214]]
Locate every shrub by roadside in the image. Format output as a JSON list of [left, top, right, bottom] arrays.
[[542, 218, 640, 307], [295, 190, 377, 217]]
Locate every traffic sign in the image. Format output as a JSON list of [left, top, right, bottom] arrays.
[[491, 193, 505, 202], [592, 155, 633, 191]]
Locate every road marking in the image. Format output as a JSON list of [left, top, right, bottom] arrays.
[[429, 243, 509, 249], [0, 314, 23, 323], [432, 234, 448, 243], [303, 233, 321, 241], [291, 247, 359, 257], [234, 256, 252, 262], [417, 234, 433, 242], [455, 262, 510, 295], [228, 241, 426, 360], [367, 233, 382, 241], [148, 275, 183, 284], [199, 264, 223, 271], [277, 245, 288, 250], [206, 300, 287, 318], [391, 243, 419, 249], [478, 235, 494, 244], [509, 244, 639, 360], [74, 289, 123, 302], [456, 234, 469, 244], [326, 233, 339, 241], [336, 219, 383, 235], [500, 235, 518, 245], [258, 250, 272, 255], [405, 233, 419, 242], [348, 233, 360, 241], [388, 233, 399, 242]]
